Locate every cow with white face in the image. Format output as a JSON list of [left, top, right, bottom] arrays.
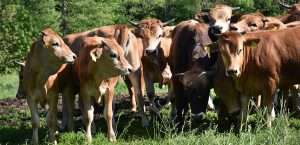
[[203, 4, 240, 37]]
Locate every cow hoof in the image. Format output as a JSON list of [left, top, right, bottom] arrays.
[[131, 107, 137, 112], [85, 134, 92, 143], [142, 117, 149, 127], [109, 136, 116, 142], [149, 106, 160, 116], [59, 124, 68, 132]]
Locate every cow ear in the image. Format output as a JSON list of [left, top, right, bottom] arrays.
[[244, 38, 260, 49], [265, 23, 280, 30], [90, 48, 102, 62], [204, 42, 219, 54]]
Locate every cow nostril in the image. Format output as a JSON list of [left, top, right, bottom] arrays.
[[226, 69, 238, 75], [72, 54, 77, 60], [230, 26, 238, 31], [128, 68, 133, 73], [219, 26, 223, 30]]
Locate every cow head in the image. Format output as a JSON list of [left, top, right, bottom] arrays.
[[129, 18, 174, 56], [83, 37, 133, 77], [15, 61, 26, 100], [229, 13, 265, 33], [279, 2, 300, 20], [204, 4, 240, 36], [218, 31, 260, 77], [40, 28, 77, 64]]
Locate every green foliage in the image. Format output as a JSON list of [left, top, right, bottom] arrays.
[[0, 0, 299, 74]]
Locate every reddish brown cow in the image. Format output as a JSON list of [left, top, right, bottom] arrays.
[[22, 29, 76, 144], [278, 2, 300, 23], [214, 27, 300, 127], [230, 14, 286, 33]]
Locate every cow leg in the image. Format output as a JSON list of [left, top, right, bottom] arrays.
[[46, 94, 58, 145], [144, 73, 160, 117], [81, 92, 94, 142], [172, 78, 188, 131], [290, 85, 300, 115], [168, 81, 177, 120], [27, 97, 40, 145], [103, 88, 116, 142], [238, 94, 250, 130], [128, 68, 149, 127], [124, 76, 137, 112], [256, 95, 262, 108], [63, 85, 75, 131], [60, 92, 69, 131]]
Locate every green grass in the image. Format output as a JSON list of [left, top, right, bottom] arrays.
[[0, 73, 19, 99], [1, 73, 300, 145]]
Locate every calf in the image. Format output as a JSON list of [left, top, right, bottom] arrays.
[[62, 24, 149, 129], [214, 27, 300, 127], [73, 36, 132, 142], [129, 18, 174, 116], [22, 28, 76, 144]]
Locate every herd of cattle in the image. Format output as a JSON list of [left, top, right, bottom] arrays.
[[12, 2, 300, 144]]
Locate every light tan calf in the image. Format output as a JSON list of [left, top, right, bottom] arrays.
[[22, 28, 76, 144], [74, 36, 132, 142]]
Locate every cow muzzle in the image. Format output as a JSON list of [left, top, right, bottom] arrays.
[[211, 25, 223, 35], [63, 53, 77, 63], [121, 66, 133, 75], [226, 69, 240, 76], [145, 49, 158, 56]]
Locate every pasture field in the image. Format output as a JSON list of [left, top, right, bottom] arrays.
[[1, 73, 300, 145]]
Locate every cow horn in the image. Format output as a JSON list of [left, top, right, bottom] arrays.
[[278, 2, 292, 9], [128, 20, 139, 27], [162, 19, 175, 26], [231, 7, 240, 10], [14, 61, 25, 66]]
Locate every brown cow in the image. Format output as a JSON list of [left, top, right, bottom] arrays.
[[22, 28, 76, 144], [213, 27, 300, 127], [61, 24, 149, 129], [129, 18, 174, 116], [73, 36, 132, 142], [278, 2, 300, 23], [230, 14, 287, 33], [169, 20, 218, 128]]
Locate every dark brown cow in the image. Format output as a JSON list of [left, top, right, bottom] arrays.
[[214, 27, 300, 127], [169, 20, 217, 127], [22, 28, 76, 144], [129, 18, 174, 116], [278, 2, 300, 23], [73, 36, 132, 142]]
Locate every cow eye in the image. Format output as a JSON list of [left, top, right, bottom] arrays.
[[158, 34, 162, 38], [250, 23, 257, 27], [109, 52, 117, 58], [52, 42, 59, 47], [238, 49, 242, 55]]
